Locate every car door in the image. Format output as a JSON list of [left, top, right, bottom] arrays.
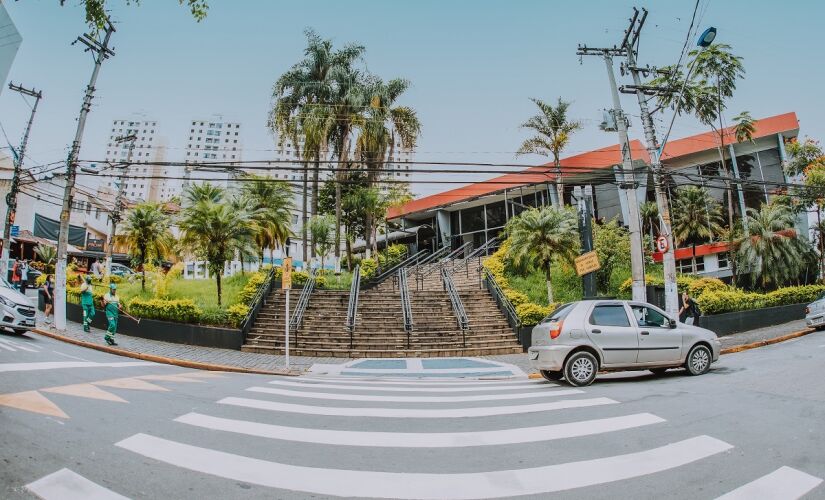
[[585, 302, 638, 366], [630, 303, 682, 363]]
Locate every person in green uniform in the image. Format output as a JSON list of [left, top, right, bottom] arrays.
[[80, 275, 95, 332], [103, 283, 120, 346]]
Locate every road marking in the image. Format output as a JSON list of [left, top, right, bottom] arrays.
[[26, 468, 129, 500], [0, 390, 69, 418], [295, 376, 541, 387], [175, 411, 665, 448], [94, 378, 170, 392], [138, 374, 205, 383], [246, 385, 583, 402], [179, 371, 225, 378], [0, 361, 152, 373], [43, 383, 128, 403], [218, 396, 617, 418], [0, 337, 40, 352], [716, 466, 823, 500], [269, 379, 555, 392], [117, 433, 731, 499], [51, 350, 90, 361], [0, 340, 16, 351]]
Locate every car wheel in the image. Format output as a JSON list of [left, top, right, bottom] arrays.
[[539, 369, 563, 381], [12, 329, 26, 336], [685, 344, 712, 376], [564, 351, 598, 387], [650, 368, 668, 375]]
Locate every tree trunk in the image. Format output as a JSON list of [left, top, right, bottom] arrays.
[[545, 267, 554, 304], [716, 77, 738, 287], [311, 153, 320, 259], [555, 157, 564, 207], [335, 130, 349, 261], [345, 230, 353, 272], [140, 247, 146, 291], [216, 272, 222, 307], [691, 243, 697, 275], [364, 213, 372, 259], [239, 253, 245, 276], [302, 161, 308, 266]]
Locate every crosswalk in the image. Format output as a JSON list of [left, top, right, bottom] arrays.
[[28, 372, 825, 499], [0, 335, 42, 352]]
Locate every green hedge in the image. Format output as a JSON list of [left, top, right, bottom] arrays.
[[127, 297, 201, 323], [515, 303, 554, 327], [697, 285, 825, 315]]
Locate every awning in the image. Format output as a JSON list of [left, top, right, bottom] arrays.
[[352, 225, 435, 252]]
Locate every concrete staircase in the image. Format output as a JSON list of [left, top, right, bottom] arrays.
[[241, 256, 521, 358]]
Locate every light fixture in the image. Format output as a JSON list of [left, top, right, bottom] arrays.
[[697, 27, 717, 47]]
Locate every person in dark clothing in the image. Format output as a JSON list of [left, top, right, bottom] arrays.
[[679, 291, 701, 325]]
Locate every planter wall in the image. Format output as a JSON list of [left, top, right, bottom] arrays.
[[698, 303, 807, 336], [39, 296, 243, 350]]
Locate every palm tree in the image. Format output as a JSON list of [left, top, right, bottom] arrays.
[[672, 186, 724, 274], [516, 97, 581, 206], [119, 203, 173, 291], [178, 198, 254, 306], [505, 206, 579, 303], [35, 245, 57, 267], [228, 194, 260, 275], [242, 175, 294, 263], [639, 201, 659, 246], [738, 202, 811, 289], [347, 186, 385, 258], [309, 215, 336, 270], [183, 182, 223, 205]]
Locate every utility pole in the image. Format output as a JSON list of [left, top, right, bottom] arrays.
[[577, 43, 647, 304], [54, 20, 115, 331], [618, 8, 679, 315], [2, 83, 42, 280], [105, 134, 136, 276], [574, 185, 597, 297]]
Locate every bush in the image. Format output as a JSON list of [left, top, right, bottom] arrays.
[[516, 302, 554, 327], [688, 277, 728, 297], [618, 275, 697, 296], [763, 285, 825, 308], [198, 307, 230, 326], [227, 303, 249, 326], [696, 285, 825, 315], [236, 271, 267, 304], [360, 258, 378, 279], [504, 289, 529, 307], [127, 297, 201, 323]]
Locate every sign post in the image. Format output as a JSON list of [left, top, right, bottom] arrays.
[[282, 257, 292, 370]]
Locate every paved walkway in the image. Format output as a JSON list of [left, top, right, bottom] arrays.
[[33, 310, 811, 375]]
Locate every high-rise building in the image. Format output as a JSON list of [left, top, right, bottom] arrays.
[[99, 118, 164, 202], [381, 142, 414, 193]]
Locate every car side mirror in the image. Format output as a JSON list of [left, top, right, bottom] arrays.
[[669, 318, 677, 328]]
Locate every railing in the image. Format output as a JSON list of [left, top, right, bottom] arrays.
[[346, 264, 361, 349], [366, 249, 430, 286], [452, 237, 499, 277], [483, 267, 521, 334], [420, 242, 472, 278], [289, 270, 316, 337], [442, 267, 469, 348], [399, 267, 414, 348], [414, 245, 454, 289], [240, 266, 277, 338]]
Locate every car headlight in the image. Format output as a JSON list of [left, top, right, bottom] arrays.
[[0, 296, 14, 307]]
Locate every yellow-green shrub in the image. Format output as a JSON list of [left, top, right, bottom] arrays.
[[619, 275, 696, 296], [504, 289, 529, 307], [516, 303, 553, 327], [360, 258, 378, 279], [697, 285, 825, 315], [227, 303, 250, 326], [236, 271, 267, 304], [127, 297, 201, 323], [688, 277, 728, 297]]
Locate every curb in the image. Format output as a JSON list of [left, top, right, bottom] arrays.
[[31, 328, 301, 377]]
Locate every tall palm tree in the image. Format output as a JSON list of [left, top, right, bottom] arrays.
[[183, 182, 223, 205], [242, 175, 294, 263], [228, 194, 260, 274], [309, 215, 336, 270], [672, 186, 724, 274], [639, 201, 659, 246], [516, 97, 581, 206], [738, 202, 810, 289], [505, 206, 579, 303], [347, 186, 385, 258], [119, 203, 173, 291], [178, 198, 254, 306]]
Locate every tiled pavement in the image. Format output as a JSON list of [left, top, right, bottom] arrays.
[[32, 309, 811, 375]]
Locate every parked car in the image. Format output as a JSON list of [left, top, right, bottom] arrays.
[[0, 278, 36, 335], [528, 299, 721, 386], [804, 293, 825, 330], [110, 263, 135, 277]]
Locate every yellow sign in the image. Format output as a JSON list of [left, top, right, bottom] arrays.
[[574, 251, 601, 276], [282, 257, 292, 289]]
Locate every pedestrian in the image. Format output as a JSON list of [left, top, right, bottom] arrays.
[[40, 275, 54, 326], [91, 259, 102, 279], [102, 283, 120, 346], [80, 275, 95, 332], [19, 259, 29, 295], [11, 259, 20, 289], [679, 291, 701, 325]]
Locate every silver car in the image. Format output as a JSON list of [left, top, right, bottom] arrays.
[[528, 300, 721, 386], [0, 278, 36, 334], [805, 293, 825, 330]]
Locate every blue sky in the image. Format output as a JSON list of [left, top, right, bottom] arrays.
[[1, 0, 823, 197]]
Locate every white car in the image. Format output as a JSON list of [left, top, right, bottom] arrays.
[[528, 300, 722, 386], [805, 293, 825, 330], [0, 278, 36, 334]]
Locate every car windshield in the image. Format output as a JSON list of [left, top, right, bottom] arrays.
[[542, 303, 575, 323]]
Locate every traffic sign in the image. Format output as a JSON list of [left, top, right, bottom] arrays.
[[656, 236, 669, 253], [574, 251, 601, 277], [10, 225, 19, 237], [282, 257, 292, 289]]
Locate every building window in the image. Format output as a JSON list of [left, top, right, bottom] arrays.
[[717, 254, 729, 270], [677, 258, 705, 274]]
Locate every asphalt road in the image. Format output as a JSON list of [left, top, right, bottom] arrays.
[[1, 330, 824, 499]]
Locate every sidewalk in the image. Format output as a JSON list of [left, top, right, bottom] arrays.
[[32, 310, 813, 375]]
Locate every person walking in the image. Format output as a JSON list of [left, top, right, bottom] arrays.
[[679, 291, 701, 325], [102, 283, 120, 346], [91, 259, 102, 279], [40, 275, 55, 326], [19, 259, 29, 295], [80, 275, 95, 332], [11, 259, 20, 289]]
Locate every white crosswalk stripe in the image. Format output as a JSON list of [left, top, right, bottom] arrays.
[[26, 468, 129, 500], [0, 337, 40, 352], [267, 378, 555, 392], [716, 466, 823, 500], [245, 385, 583, 402]]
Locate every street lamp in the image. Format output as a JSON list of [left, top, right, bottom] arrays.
[[697, 27, 717, 47]]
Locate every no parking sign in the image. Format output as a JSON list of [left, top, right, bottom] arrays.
[[656, 236, 669, 253]]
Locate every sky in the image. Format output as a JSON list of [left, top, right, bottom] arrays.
[[1, 0, 823, 198]]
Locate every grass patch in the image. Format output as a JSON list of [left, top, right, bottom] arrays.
[[319, 271, 354, 290], [113, 272, 253, 311]]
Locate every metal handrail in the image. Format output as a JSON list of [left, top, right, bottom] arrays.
[[399, 267, 414, 348], [419, 242, 472, 278], [452, 237, 499, 276], [415, 244, 451, 269], [289, 270, 316, 332], [482, 267, 521, 332], [442, 267, 469, 348], [346, 265, 361, 348], [367, 249, 430, 285], [240, 266, 277, 337]]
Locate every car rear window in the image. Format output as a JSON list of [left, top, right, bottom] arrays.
[[542, 303, 575, 323], [589, 304, 631, 327]]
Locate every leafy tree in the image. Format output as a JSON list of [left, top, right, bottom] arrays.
[[119, 203, 173, 291], [639, 201, 659, 245], [183, 182, 223, 205], [309, 215, 336, 270], [319, 170, 369, 269], [516, 97, 581, 205], [178, 189, 253, 306], [35, 245, 57, 266], [672, 186, 724, 274], [733, 111, 756, 144], [227, 195, 261, 275], [593, 218, 631, 295], [242, 175, 294, 263], [737, 202, 811, 289], [69, 0, 208, 29], [505, 207, 579, 303]]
